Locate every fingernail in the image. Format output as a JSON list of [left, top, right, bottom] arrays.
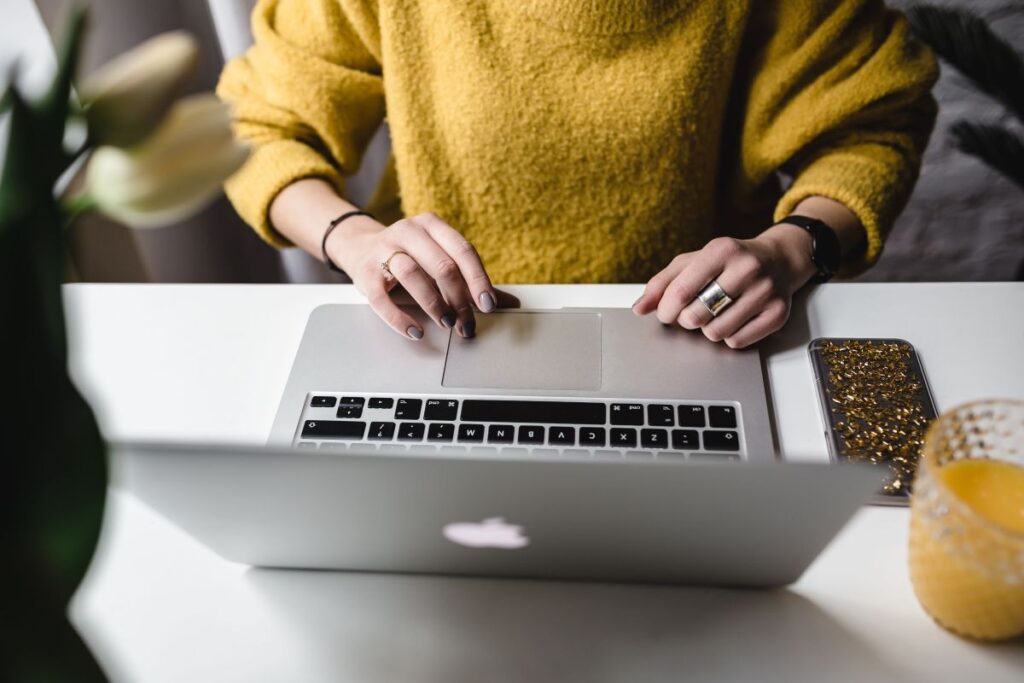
[[479, 292, 495, 313], [461, 320, 476, 338], [631, 296, 643, 313], [441, 311, 456, 328], [406, 326, 423, 340]]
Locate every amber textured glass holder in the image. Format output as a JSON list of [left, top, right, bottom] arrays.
[[908, 400, 1024, 641]]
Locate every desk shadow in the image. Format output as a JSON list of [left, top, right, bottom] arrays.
[[755, 288, 815, 454], [760, 288, 814, 356], [245, 569, 910, 683]]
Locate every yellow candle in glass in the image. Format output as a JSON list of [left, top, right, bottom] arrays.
[[941, 459, 1024, 534], [908, 401, 1024, 641]]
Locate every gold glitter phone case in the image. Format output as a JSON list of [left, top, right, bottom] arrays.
[[808, 338, 938, 506]]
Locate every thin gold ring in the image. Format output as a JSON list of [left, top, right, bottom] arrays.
[[380, 250, 409, 280]]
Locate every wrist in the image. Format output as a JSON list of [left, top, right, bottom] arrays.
[[755, 223, 818, 290], [326, 214, 385, 274]]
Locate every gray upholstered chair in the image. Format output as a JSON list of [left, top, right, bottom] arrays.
[[207, 0, 393, 283]]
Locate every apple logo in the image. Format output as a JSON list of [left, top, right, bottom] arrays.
[[443, 517, 530, 549]]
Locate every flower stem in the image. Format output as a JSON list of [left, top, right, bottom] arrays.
[[62, 192, 98, 228]]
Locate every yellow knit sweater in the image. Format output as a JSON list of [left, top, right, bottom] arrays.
[[218, 0, 937, 283]]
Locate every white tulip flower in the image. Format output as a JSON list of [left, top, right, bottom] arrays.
[[79, 31, 199, 147], [84, 94, 249, 229]]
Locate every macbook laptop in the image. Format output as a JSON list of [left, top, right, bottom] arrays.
[[268, 305, 775, 461], [113, 442, 881, 587], [115, 304, 876, 586]]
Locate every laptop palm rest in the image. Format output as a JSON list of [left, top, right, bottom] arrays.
[[442, 312, 602, 391]]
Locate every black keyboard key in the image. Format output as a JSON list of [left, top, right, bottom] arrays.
[[580, 427, 606, 447], [709, 405, 738, 428], [461, 400, 605, 425], [369, 397, 394, 409], [340, 396, 365, 407], [610, 403, 644, 425], [301, 420, 366, 439], [488, 425, 515, 443], [424, 399, 459, 421], [458, 423, 485, 442], [428, 423, 455, 442], [647, 404, 674, 426], [518, 425, 545, 444], [611, 428, 637, 448], [641, 428, 669, 449], [336, 405, 363, 419], [672, 429, 699, 450], [395, 399, 422, 420], [311, 395, 336, 408], [678, 405, 706, 427], [398, 422, 425, 441], [703, 430, 740, 451], [368, 421, 395, 440], [549, 426, 576, 446]]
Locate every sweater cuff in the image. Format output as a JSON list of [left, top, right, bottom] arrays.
[[224, 138, 345, 248], [774, 148, 905, 278]]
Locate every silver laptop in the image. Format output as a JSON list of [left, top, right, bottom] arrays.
[[269, 304, 775, 460], [114, 442, 881, 587]]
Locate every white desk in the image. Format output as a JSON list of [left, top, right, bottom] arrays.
[[65, 283, 1024, 682]]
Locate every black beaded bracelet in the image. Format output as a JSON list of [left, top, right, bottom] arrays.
[[321, 210, 375, 273]]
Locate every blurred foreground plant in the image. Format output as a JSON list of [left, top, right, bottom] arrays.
[[0, 9, 246, 680], [907, 4, 1024, 190]]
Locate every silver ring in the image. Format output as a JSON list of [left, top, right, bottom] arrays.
[[696, 280, 733, 317]]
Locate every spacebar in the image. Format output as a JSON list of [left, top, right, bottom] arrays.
[[460, 400, 606, 425]]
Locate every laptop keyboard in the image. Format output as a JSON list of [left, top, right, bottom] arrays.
[[294, 394, 744, 461]]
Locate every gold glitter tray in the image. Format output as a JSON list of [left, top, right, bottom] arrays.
[[808, 338, 938, 506]]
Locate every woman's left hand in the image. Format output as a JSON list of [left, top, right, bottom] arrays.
[[632, 224, 818, 349]]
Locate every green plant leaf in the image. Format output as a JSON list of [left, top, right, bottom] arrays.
[[29, 4, 88, 186], [0, 88, 41, 230], [950, 121, 1024, 191], [906, 4, 1024, 123], [39, 5, 87, 127]]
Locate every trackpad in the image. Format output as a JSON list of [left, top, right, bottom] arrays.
[[442, 312, 602, 391]]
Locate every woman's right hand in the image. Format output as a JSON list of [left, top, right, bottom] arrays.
[[328, 211, 504, 340]]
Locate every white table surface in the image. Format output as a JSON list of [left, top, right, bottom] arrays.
[[64, 283, 1024, 682]]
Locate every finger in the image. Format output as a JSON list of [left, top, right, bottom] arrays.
[[633, 254, 692, 315], [655, 240, 741, 324], [363, 279, 424, 340], [724, 299, 791, 349], [391, 222, 474, 335], [386, 252, 452, 331], [700, 280, 774, 342], [415, 212, 498, 313], [677, 255, 762, 332], [656, 257, 724, 325]]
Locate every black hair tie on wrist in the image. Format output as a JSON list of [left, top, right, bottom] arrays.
[[321, 210, 375, 273]]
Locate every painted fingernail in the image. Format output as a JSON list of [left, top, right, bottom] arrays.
[[441, 311, 456, 328], [479, 292, 495, 313], [462, 320, 476, 338], [406, 326, 423, 340]]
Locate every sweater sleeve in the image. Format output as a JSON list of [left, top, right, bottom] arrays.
[[216, 0, 385, 247], [730, 0, 938, 275]]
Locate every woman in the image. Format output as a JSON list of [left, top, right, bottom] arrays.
[[218, 0, 936, 345]]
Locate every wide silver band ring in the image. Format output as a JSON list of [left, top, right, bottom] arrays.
[[696, 280, 734, 317], [380, 250, 409, 280]]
